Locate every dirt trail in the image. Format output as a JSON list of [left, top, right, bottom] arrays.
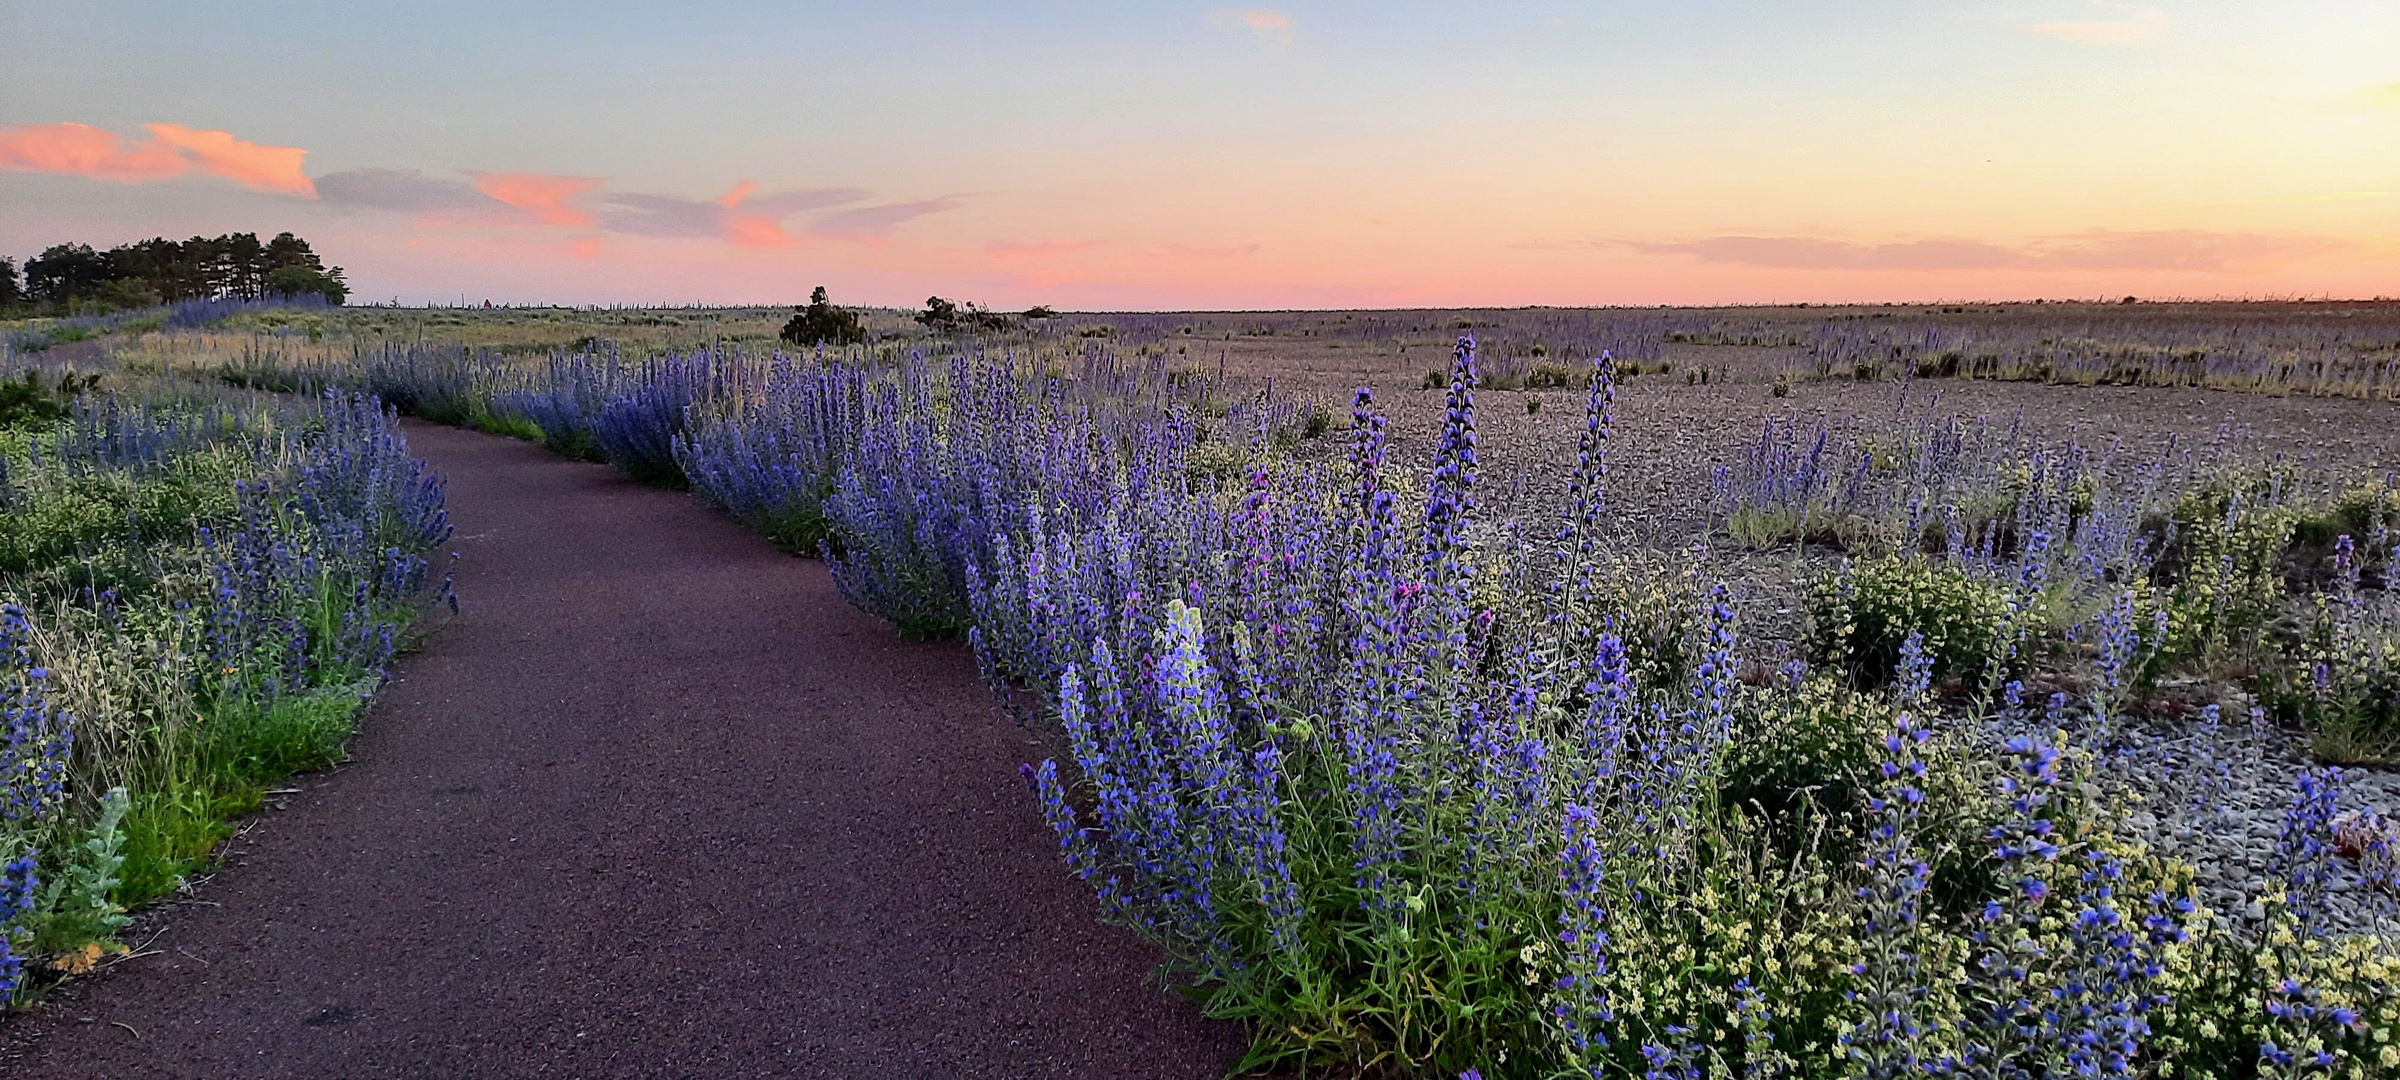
[[2, 423, 1243, 1078]]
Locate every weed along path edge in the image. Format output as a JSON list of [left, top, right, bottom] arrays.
[[2, 422, 1245, 1078]]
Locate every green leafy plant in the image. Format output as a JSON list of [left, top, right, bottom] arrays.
[[0, 369, 100, 431], [1806, 555, 2013, 692], [27, 788, 132, 970]]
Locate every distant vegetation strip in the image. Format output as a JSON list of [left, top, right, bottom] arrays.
[[0, 231, 348, 317]]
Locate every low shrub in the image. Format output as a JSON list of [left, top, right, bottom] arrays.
[[1805, 555, 2013, 692], [1721, 673, 1886, 827], [1524, 360, 1575, 388], [2145, 468, 2299, 667], [0, 369, 100, 431], [779, 286, 866, 347]]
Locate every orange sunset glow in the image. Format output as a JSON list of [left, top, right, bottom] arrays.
[[2, 2, 2393, 306]]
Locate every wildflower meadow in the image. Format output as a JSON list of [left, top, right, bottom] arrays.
[[134, 302, 2400, 1079], [5, 297, 2399, 1077]]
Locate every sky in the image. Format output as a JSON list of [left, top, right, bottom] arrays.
[[1, 1, 2394, 309]]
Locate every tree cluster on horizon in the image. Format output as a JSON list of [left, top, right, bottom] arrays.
[[4, 231, 347, 313]]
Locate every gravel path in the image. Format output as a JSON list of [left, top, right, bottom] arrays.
[[1, 422, 1244, 1078]]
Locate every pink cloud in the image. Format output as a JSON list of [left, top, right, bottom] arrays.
[[0, 122, 187, 182], [143, 123, 315, 195], [1209, 8, 1293, 46], [714, 179, 792, 246], [724, 215, 790, 248], [570, 236, 603, 260], [474, 172, 602, 227], [0, 121, 314, 194]]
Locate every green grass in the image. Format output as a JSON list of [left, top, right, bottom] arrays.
[[469, 409, 546, 442], [115, 681, 373, 903]]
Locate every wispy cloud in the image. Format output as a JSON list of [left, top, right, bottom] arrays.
[[1208, 8, 1294, 47], [2027, 229, 2337, 271], [807, 197, 965, 239], [2026, 3, 2167, 45], [316, 168, 481, 213], [0, 121, 313, 194], [318, 167, 875, 247], [986, 239, 1102, 261], [1144, 242, 1262, 259], [594, 185, 866, 247], [474, 172, 602, 227], [1618, 230, 2337, 272]]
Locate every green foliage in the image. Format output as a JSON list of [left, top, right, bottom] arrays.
[[93, 279, 162, 311], [25, 231, 340, 306], [0, 390, 441, 1001], [1724, 504, 1854, 550], [1806, 556, 2013, 691], [2150, 905, 2400, 1079], [2276, 578, 2400, 764], [1524, 361, 1575, 389], [104, 686, 374, 907], [1299, 399, 1333, 439], [1183, 440, 1253, 489], [469, 409, 546, 443], [25, 788, 131, 961], [1722, 675, 1886, 828], [779, 286, 866, 347], [2288, 477, 2400, 582], [0, 444, 251, 595], [264, 265, 348, 305], [2145, 469, 2298, 670], [0, 368, 100, 430]]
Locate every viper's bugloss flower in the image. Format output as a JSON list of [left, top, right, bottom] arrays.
[[1556, 803, 1613, 1064]]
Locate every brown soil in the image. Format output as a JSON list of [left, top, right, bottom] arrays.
[[0, 423, 1245, 1078], [1206, 333, 2400, 545]]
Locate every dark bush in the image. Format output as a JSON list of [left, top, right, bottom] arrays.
[[916, 296, 1016, 334], [780, 286, 866, 347], [0, 368, 101, 430]]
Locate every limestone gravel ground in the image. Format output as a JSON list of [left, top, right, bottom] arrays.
[[0, 422, 1245, 1079]]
